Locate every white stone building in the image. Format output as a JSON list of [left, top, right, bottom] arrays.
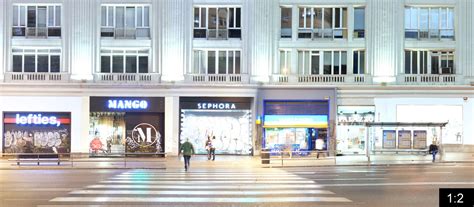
[[0, 0, 473, 157]]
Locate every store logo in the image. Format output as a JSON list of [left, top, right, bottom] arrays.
[[197, 102, 236, 110], [15, 114, 61, 126], [131, 123, 161, 146], [107, 99, 148, 110]]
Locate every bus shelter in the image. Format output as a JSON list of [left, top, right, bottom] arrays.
[[364, 122, 448, 162]]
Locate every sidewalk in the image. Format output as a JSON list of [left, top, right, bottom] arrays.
[[0, 152, 472, 170]]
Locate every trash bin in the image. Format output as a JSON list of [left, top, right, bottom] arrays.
[[261, 149, 270, 164]]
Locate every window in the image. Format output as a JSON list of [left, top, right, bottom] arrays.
[[354, 7, 365, 38], [353, 50, 365, 74], [194, 6, 241, 39], [405, 7, 454, 40], [12, 5, 61, 37], [101, 5, 150, 38], [100, 49, 149, 73], [404, 50, 454, 74], [298, 50, 346, 75], [279, 50, 291, 74], [298, 7, 347, 39], [281, 7, 292, 38], [12, 48, 61, 73], [193, 50, 241, 74]]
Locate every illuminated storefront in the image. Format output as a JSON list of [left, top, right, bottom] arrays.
[[3, 112, 71, 154], [179, 97, 253, 155], [262, 101, 330, 154], [89, 97, 164, 157], [336, 106, 375, 155]]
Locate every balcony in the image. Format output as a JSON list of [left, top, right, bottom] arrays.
[[405, 29, 454, 40], [397, 74, 460, 85], [101, 28, 150, 39], [193, 29, 241, 40], [186, 74, 249, 84], [94, 73, 160, 83], [298, 28, 348, 40], [270, 74, 372, 84], [12, 27, 61, 38], [5, 72, 69, 82]]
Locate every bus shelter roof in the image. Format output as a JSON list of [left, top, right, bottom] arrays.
[[364, 122, 448, 127]]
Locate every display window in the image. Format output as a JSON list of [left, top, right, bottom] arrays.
[[179, 97, 253, 155], [89, 97, 164, 157], [262, 101, 329, 155], [3, 112, 71, 154], [336, 106, 375, 155]]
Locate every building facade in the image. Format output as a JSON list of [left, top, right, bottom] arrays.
[[1, 0, 473, 157]]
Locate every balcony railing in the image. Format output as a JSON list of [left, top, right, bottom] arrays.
[[12, 27, 61, 38], [398, 74, 459, 84], [186, 74, 249, 83], [5, 72, 69, 82], [298, 28, 348, 40], [193, 28, 241, 40], [94, 73, 160, 83], [405, 29, 454, 40], [101, 28, 150, 39], [270, 74, 372, 84]]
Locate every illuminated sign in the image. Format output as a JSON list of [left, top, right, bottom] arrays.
[[14, 114, 61, 126], [107, 100, 148, 110], [197, 103, 237, 110], [263, 115, 328, 128], [130, 123, 161, 146]]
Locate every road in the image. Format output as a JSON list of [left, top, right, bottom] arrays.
[[0, 163, 473, 207]]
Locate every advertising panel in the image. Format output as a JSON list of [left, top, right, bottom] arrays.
[[413, 130, 427, 149], [398, 130, 412, 149], [3, 112, 71, 153], [382, 130, 396, 149]]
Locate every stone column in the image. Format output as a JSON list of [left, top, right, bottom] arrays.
[[457, 0, 474, 84]]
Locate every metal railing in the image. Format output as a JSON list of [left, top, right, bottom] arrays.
[[298, 28, 348, 40], [187, 74, 249, 83], [270, 74, 372, 84], [2, 152, 166, 168], [398, 74, 458, 84], [101, 27, 150, 39], [94, 73, 160, 83], [260, 150, 336, 167], [6, 72, 69, 82], [405, 29, 455, 40]]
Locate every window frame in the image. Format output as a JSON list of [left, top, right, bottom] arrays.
[[298, 7, 348, 39], [12, 4, 62, 37], [353, 50, 365, 74], [298, 50, 347, 75], [404, 6, 454, 40], [100, 49, 150, 74], [353, 7, 365, 39], [404, 50, 455, 75], [193, 6, 242, 39], [100, 4, 151, 38], [193, 49, 242, 75], [11, 48, 62, 73]]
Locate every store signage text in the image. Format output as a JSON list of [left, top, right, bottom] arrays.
[[197, 103, 237, 110], [107, 100, 148, 110], [15, 114, 61, 126]]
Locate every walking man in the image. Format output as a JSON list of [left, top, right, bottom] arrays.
[[206, 136, 216, 161], [429, 141, 439, 162], [180, 138, 195, 171]]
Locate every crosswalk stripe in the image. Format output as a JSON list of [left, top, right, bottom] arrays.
[[51, 196, 352, 203], [87, 184, 324, 189], [116, 174, 302, 177], [100, 180, 315, 184], [70, 189, 335, 195]]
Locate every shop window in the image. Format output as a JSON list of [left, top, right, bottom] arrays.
[[11, 48, 61, 73], [404, 50, 454, 74], [281, 7, 292, 38], [353, 50, 365, 74], [193, 49, 241, 75], [194, 6, 241, 39], [12, 4, 61, 37], [100, 49, 149, 73], [405, 7, 454, 40], [353, 7, 365, 38], [100, 5, 150, 39], [298, 50, 346, 75], [298, 7, 347, 39]]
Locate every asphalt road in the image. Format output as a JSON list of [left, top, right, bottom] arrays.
[[0, 163, 473, 207]]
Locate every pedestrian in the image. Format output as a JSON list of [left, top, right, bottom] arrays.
[[180, 138, 195, 171], [205, 136, 216, 161], [428, 141, 439, 162]]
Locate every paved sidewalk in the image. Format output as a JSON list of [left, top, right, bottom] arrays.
[[0, 152, 472, 170]]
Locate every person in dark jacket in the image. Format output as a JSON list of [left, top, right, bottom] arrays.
[[179, 138, 195, 171], [428, 141, 439, 162]]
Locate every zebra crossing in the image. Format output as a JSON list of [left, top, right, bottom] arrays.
[[46, 169, 352, 205]]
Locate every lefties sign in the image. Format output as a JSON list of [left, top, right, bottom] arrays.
[[3, 113, 71, 127]]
